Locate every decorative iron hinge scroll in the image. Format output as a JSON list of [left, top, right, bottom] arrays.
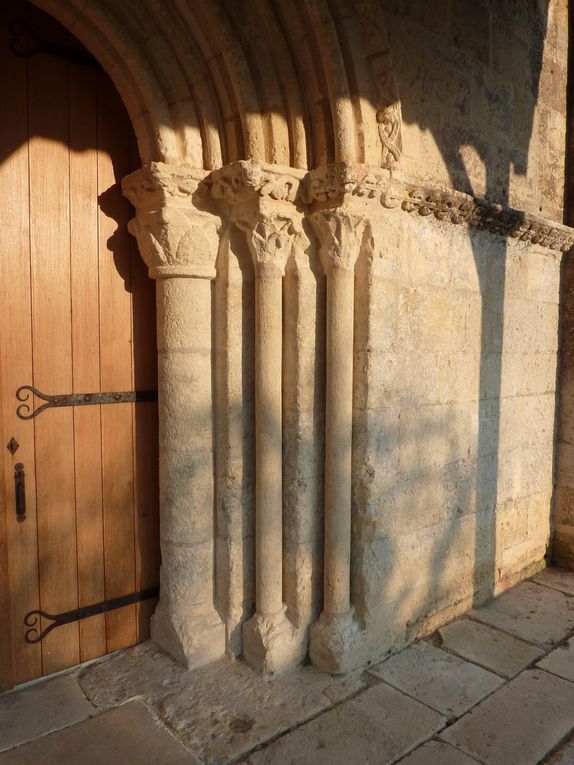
[[24, 587, 160, 643], [16, 385, 158, 420]]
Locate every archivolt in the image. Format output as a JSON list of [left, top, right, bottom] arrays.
[[30, 0, 402, 170]]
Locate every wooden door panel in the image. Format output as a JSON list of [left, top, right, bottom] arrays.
[[0, 1, 41, 689], [132, 242, 160, 640], [69, 65, 106, 663], [0, 0, 159, 689], [98, 78, 138, 653], [28, 50, 80, 676]]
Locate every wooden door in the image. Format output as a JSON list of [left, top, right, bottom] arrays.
[[0, 1, 159, 691]]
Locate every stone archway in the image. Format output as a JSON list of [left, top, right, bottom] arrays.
[[22, 0, 406, 675], [23, 0, 574, 679], [29, 0, 402, 169]]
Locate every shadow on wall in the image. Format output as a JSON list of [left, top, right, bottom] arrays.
[[367, 0, 551, 635]]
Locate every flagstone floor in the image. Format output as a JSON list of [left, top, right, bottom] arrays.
[[1, 567, 574, 764]]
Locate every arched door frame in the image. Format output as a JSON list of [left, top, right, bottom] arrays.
[[21, 0, 404, 677]]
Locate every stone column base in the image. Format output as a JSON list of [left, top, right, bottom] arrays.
[[242, 609, 304, 674], [151, 604, 226, 670], [309, 610, 366, 674]]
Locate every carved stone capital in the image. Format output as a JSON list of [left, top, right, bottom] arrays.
[[308, 209, 371, 273], [206, 160, 306, 278], [122, 162, 221, 279], [207, 159, 304, 206], [238, 213, 302, 278], [303, 162, 391, 207]]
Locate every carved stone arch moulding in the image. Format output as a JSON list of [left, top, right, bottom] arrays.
[[29, 0, 403, 171]]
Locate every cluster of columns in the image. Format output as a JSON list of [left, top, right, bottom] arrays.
[[123, 160, 380, 674]]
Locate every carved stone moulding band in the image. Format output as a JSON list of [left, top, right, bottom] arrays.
[[393, 184, 574, 254], [124, 161, 574, 258], [303, 161, 391, 206], [122, 161, 209, 209]]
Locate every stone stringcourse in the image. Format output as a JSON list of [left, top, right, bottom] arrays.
[[302, 161, 574, 253], [395, 185, 574, 253], [127, 160, 574, 257]]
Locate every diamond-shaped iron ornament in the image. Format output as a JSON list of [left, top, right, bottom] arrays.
[[7, 437, 19, 455]]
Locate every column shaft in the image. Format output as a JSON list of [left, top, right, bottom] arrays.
[[308, 206, 367, 674], [255, 269, 284, 616], [324, 267, 355, 617], [152, 276, 225, 666]]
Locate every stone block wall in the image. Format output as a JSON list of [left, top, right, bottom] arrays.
[[381, 0, 568, 221], [352, 210, 562, 655]]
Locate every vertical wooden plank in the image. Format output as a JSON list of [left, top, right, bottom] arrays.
[[130, 119, 160, 637], [98, 72, 137, 651], [28, 52, 80, 675], [69, 64, 106, 663], [0, 356, 14, 692], [0, 2, 42, 687]]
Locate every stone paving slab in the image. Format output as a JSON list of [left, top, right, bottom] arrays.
[[369, 640, 503, 717], [78, 641, 190, 708], [298, 665, 367, 703], [0, 676, 94, 752], [0, 701, 198, 765], [469, 581, 574, 648], [244, 682, 446, 765], [79, 643, 342, 764], [537, 637, 574, 682], [440, 669, 574, 765], [399, 740, 482, 764], [435, 618, 544, 679], [531, 567, 574, 596]]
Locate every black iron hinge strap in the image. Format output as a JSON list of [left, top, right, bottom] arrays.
[[24, 587, 159, 643], [16, 385, 157, 420]]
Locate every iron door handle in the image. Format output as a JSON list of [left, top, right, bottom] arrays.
[[14, 463, 26, 522]]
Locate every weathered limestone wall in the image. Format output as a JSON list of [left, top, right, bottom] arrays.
[[381, 0, 567, 220], [353, 210, 562, 655], [125, 158, 572, 674], [556, 256, 574, 569]]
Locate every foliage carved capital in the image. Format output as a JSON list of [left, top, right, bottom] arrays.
[[206, 160, 306, 277], [122, 163, 221, 279], [308, 210, 372, 273]]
